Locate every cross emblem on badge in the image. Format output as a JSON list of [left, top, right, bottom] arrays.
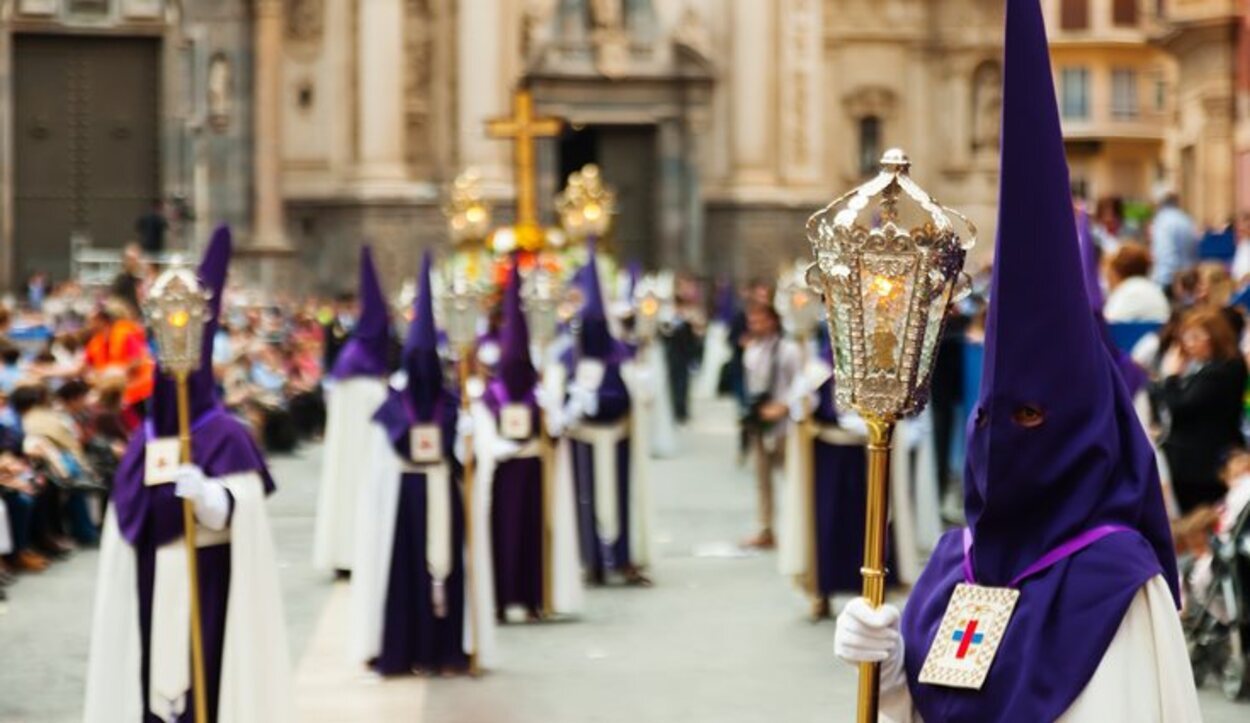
[[951, 619, 985, 660]]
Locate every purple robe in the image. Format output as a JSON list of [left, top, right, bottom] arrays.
[[482, 382, 546, 615], [370, 389, 468, 673], [112, 407, 275, 723]]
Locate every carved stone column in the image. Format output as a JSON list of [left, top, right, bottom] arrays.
[[253, 0, 288, 248], [458, 0, 510, 190], [356, 0, 408, 185], [729, 0, 775, 187]]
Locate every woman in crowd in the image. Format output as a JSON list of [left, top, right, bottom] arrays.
[[1156, 307, 1249, 513], [1103, 244, 1170, 323]]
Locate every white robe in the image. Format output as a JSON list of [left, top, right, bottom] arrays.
[[641, 343, 679, 458], [313, 377, 390, 572], [83, 473, 292, 723], [879, 575, 1202, 722], [0, 499, 11, 555], [348, 418, 498, 669], [693, 319, 732, 400], [470, 399, 584, 616]]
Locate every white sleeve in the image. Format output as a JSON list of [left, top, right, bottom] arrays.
[[1057, 575, 1202, 722], [879, 684, 920, 723]]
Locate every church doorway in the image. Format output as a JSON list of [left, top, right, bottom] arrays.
[[558, 124, 658, 267], [13, 34, 161, 282]]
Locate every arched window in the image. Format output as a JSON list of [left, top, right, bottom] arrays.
[[1061, 0, 1089, 30], [859, 116, 882, 177]]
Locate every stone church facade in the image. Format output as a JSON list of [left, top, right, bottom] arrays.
[[0, 0, 1242, 291]]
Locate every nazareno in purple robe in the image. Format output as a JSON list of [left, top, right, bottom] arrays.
[[565, 246, 638, 580], [568, 363, 634, 581], [900, 2, 1178, 720], [487, 261, 547, 617], [370, 389, 467, 674], [111, 227, 277, 723], [366, 249, 469, 673]]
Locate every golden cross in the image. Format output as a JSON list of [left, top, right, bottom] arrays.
[[486, 89, 563, 245]]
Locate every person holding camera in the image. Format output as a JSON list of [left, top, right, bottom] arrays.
[[741, 303, 801, 550]]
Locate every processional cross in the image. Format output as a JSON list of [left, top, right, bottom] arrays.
[[486, 89, 564, 251]]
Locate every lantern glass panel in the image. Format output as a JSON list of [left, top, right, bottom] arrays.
[[806, 149, 975, 421]]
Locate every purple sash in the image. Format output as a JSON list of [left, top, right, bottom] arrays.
[[961, 524, 1132, 588]]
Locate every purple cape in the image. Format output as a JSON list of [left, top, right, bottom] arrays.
[[901, 2, 1177, 720]]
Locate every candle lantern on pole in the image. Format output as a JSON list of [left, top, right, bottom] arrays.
[[143, 264, 214, 723], [439, 270, 484, 673], [805, 149, 974, 722], [521, 265, 561, 617]]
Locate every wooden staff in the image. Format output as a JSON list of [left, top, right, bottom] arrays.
[[457, 351, 482, 675], [174, 371, 209, 723]]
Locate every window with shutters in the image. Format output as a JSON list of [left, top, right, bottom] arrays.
[[1112, 69, 1139, 119], [1061, 68, 1091, 119], [1061, 0, 1089, 30], [1113, 0, 1139, 26]]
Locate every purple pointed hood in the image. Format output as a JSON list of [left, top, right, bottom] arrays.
[[902, 2, 1177, 718], [150, 225, 231, 435], [331, 246, 392, 379], [403, 251, 443, 420], [961, 0, 1173, 593], [578, 245, 616, 360], [499, 261, 537, 398]]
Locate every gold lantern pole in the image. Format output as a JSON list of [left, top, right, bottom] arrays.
[[522, 267, 561, 618], [441, 273, 484, 674], [144, 266, 213, 723], [805, 150, 975, 722]]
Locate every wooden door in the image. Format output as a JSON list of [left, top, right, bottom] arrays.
[[13, 34, 161, 281]]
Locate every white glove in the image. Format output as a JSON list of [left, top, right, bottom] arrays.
[[544, 404, 567, 438], [788, 392, 816, 422], [568, 385, 600, 418], [834, 598, 907, 693], [453, 414, 474, 464], [535, 385, 560, 415], [173, 464, 231, 532], [490, 436, 522, 461]]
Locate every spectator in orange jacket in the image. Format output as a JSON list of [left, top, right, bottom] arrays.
[[83, 300, 154, 416]]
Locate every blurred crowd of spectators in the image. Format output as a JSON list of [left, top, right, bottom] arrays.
[[0, 244, 350, 603]]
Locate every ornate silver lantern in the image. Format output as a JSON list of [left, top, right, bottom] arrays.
[[522, 267, 561, 349], [805, 149, 974, 422], [144, 264, 213, 375], [805, 149, 974, 722], [439, 271, 483, 352]]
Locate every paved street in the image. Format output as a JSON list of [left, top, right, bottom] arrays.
[[0, 398, 1246, 721]]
